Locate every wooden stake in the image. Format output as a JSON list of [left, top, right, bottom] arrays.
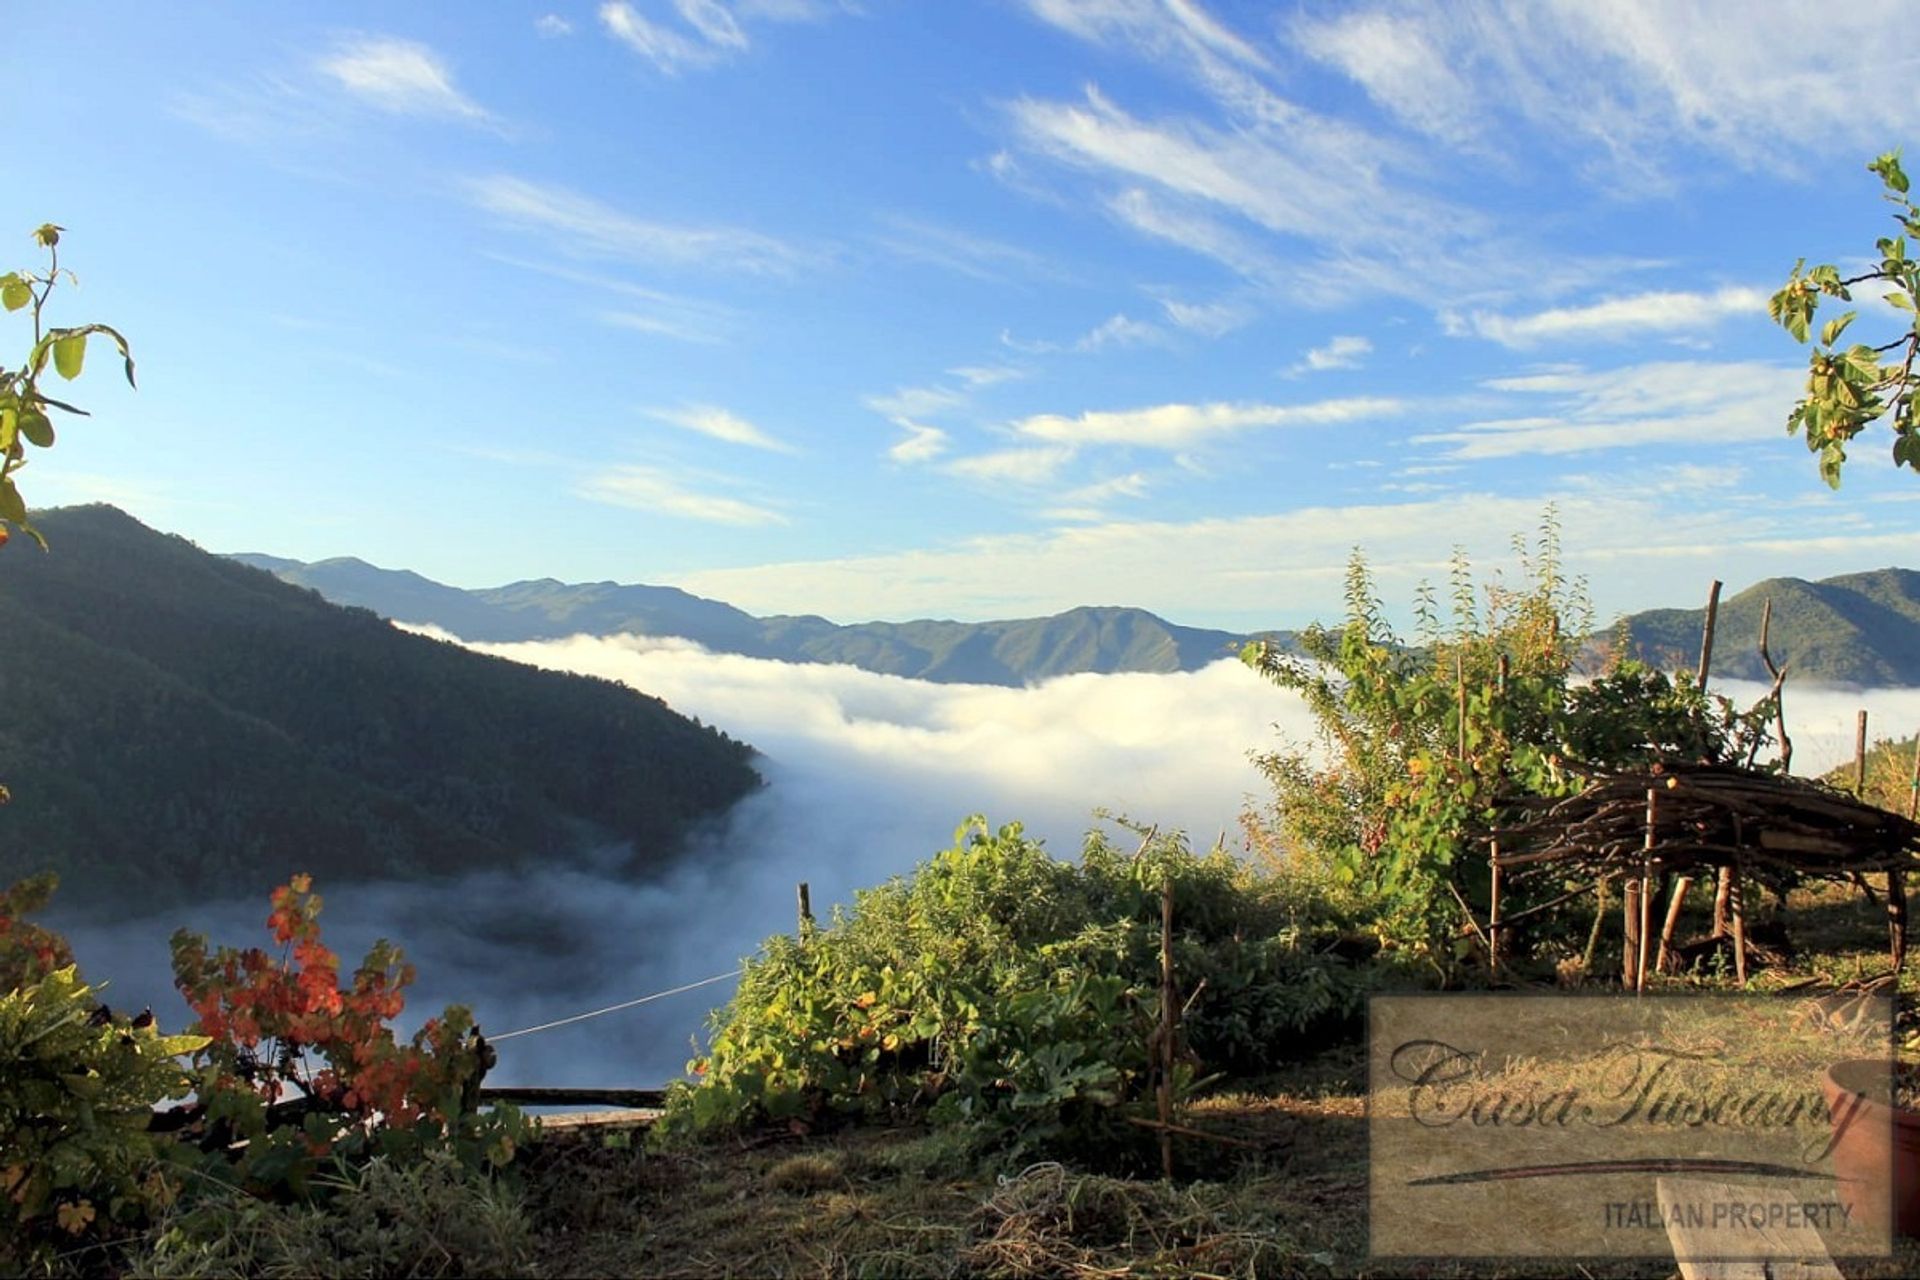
[[1855, 710, 1870, 798], [1583, 878, 1609, 976], [1729, 852, 1749, 987], [1696, 579, 1723, 686], [1890, 868, 1909, 973], [1622, 876, 1642, 988], [1158, 875, 1175, 1181], [1908, 729, 1920, 822], [796, 881, 813, 935], [1656, 874, 1693, 974], [1636, 787, 1655, 994], [1758, 598, 1793, 774], [1488, 838, 1502, 976]]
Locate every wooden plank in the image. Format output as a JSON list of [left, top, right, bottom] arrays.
[[1655, 1177, 1842, 1280], [536, 1110, 658, 1131]]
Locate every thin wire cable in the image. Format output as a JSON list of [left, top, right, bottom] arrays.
[[489, 968, 744, 1042]]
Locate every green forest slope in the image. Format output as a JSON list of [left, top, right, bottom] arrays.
[[1615, 568, 1920, 685], [0, 506, 760, 910]]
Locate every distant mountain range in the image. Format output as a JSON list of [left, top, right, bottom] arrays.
[[234, 550, 1920, 690], [228, 553, 1266, 686], [0, 507, 760, 910]]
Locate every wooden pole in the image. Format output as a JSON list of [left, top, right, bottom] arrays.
[[1729, 853, 1749, 986], [1696, 580, 1723, 686], [1636, 787, 1656, 994], [1488, 838, 1502, 976], [1908, 729, 1920, 821], [1158, 876, 1175, 1181], [1622, 877, 1643, 988], [1855, 710, 1870, 798], [1584, 878, 1609, 977], [796, 881, 813, 935], [1656, 874, 1693, 974], [1758, 598, 1793, 774]]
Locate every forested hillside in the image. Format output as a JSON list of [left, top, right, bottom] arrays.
[[0, 506, 760, 910], [1615, 568, 1920, 685], [230, 553, 1275, 684]]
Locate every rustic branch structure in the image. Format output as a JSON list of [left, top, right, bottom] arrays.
[[1491, 762, 1920, 984]]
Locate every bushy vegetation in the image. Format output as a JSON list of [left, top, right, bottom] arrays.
[[0, 874, 527, 1275], [657, 816, 1393, 1159], [0, 879, 208, 1272], [1241, 516, 1774, 969]]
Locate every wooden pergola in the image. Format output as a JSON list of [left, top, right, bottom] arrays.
[[1487, 761, 1920, 987]]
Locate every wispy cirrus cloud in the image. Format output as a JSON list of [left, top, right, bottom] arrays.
[[481, 253, 736, 343], [598, 0, 848, 73], [1289, 1, 1920, 184], [647, 405, 798, 453], [1416, 359, 1800, 459], [1447, 286, 1769, 349], [1014, 395, 1405, 450], [873, 214, 1066, 284], [579, 464, 788, 525], [464, 175, 808, 274], [316, 36, 493, 123]]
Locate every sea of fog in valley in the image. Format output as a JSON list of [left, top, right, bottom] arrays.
[[54, 631, 1920, 1089]]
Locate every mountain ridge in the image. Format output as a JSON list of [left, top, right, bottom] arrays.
[[231, 549, 1920, 688]]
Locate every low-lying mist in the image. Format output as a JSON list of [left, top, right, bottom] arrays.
[[57, 639, 1300, 1087], [53, 634, 1920, 1090]]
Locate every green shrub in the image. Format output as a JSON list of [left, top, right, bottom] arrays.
[[657, 816, 1390, 1156], [0, 877, 208, 1272]]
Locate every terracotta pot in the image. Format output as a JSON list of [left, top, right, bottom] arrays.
[[1822, 1058, 1920, 1237]]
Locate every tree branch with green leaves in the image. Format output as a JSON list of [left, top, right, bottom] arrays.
[[0, 223, 135, 547], [1769, 151, 1920, 487]]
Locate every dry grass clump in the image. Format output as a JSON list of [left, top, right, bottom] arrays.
[[964, 1161, 1316, 1279], [764, 1152, 846, 1195]]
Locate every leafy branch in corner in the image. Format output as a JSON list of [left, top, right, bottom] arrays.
[[1769, 151, 1920, 487], [0, 223, 136, 547]]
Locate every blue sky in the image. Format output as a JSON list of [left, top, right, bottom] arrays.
[[13, 1, 1920, 631]]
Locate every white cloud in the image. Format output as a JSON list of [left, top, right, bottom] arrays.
[[598, 0, 837, 70], [1076, 312, 1166, 351], [1452, 287, 1769, 349], [948, 364, 1026, 388], [887, 421, 951, 465], [464, 175, 805, 274], [579, 464, 788, 525], [1160, 297, 1253, 336], [864, 384, 967, 420], [647, 405, 797, 453], [316, 35, 491, 122], [1290, 2, 1920, 184], [535, 14, 575, 37], [1418, 359, 1800, 459], [1014, 395, 1404, 449], [1044, 471, 1151, 520], [945, 445, 1076, 485], [599, 1, 729, 71], [1289, 334, 1372, 374]]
